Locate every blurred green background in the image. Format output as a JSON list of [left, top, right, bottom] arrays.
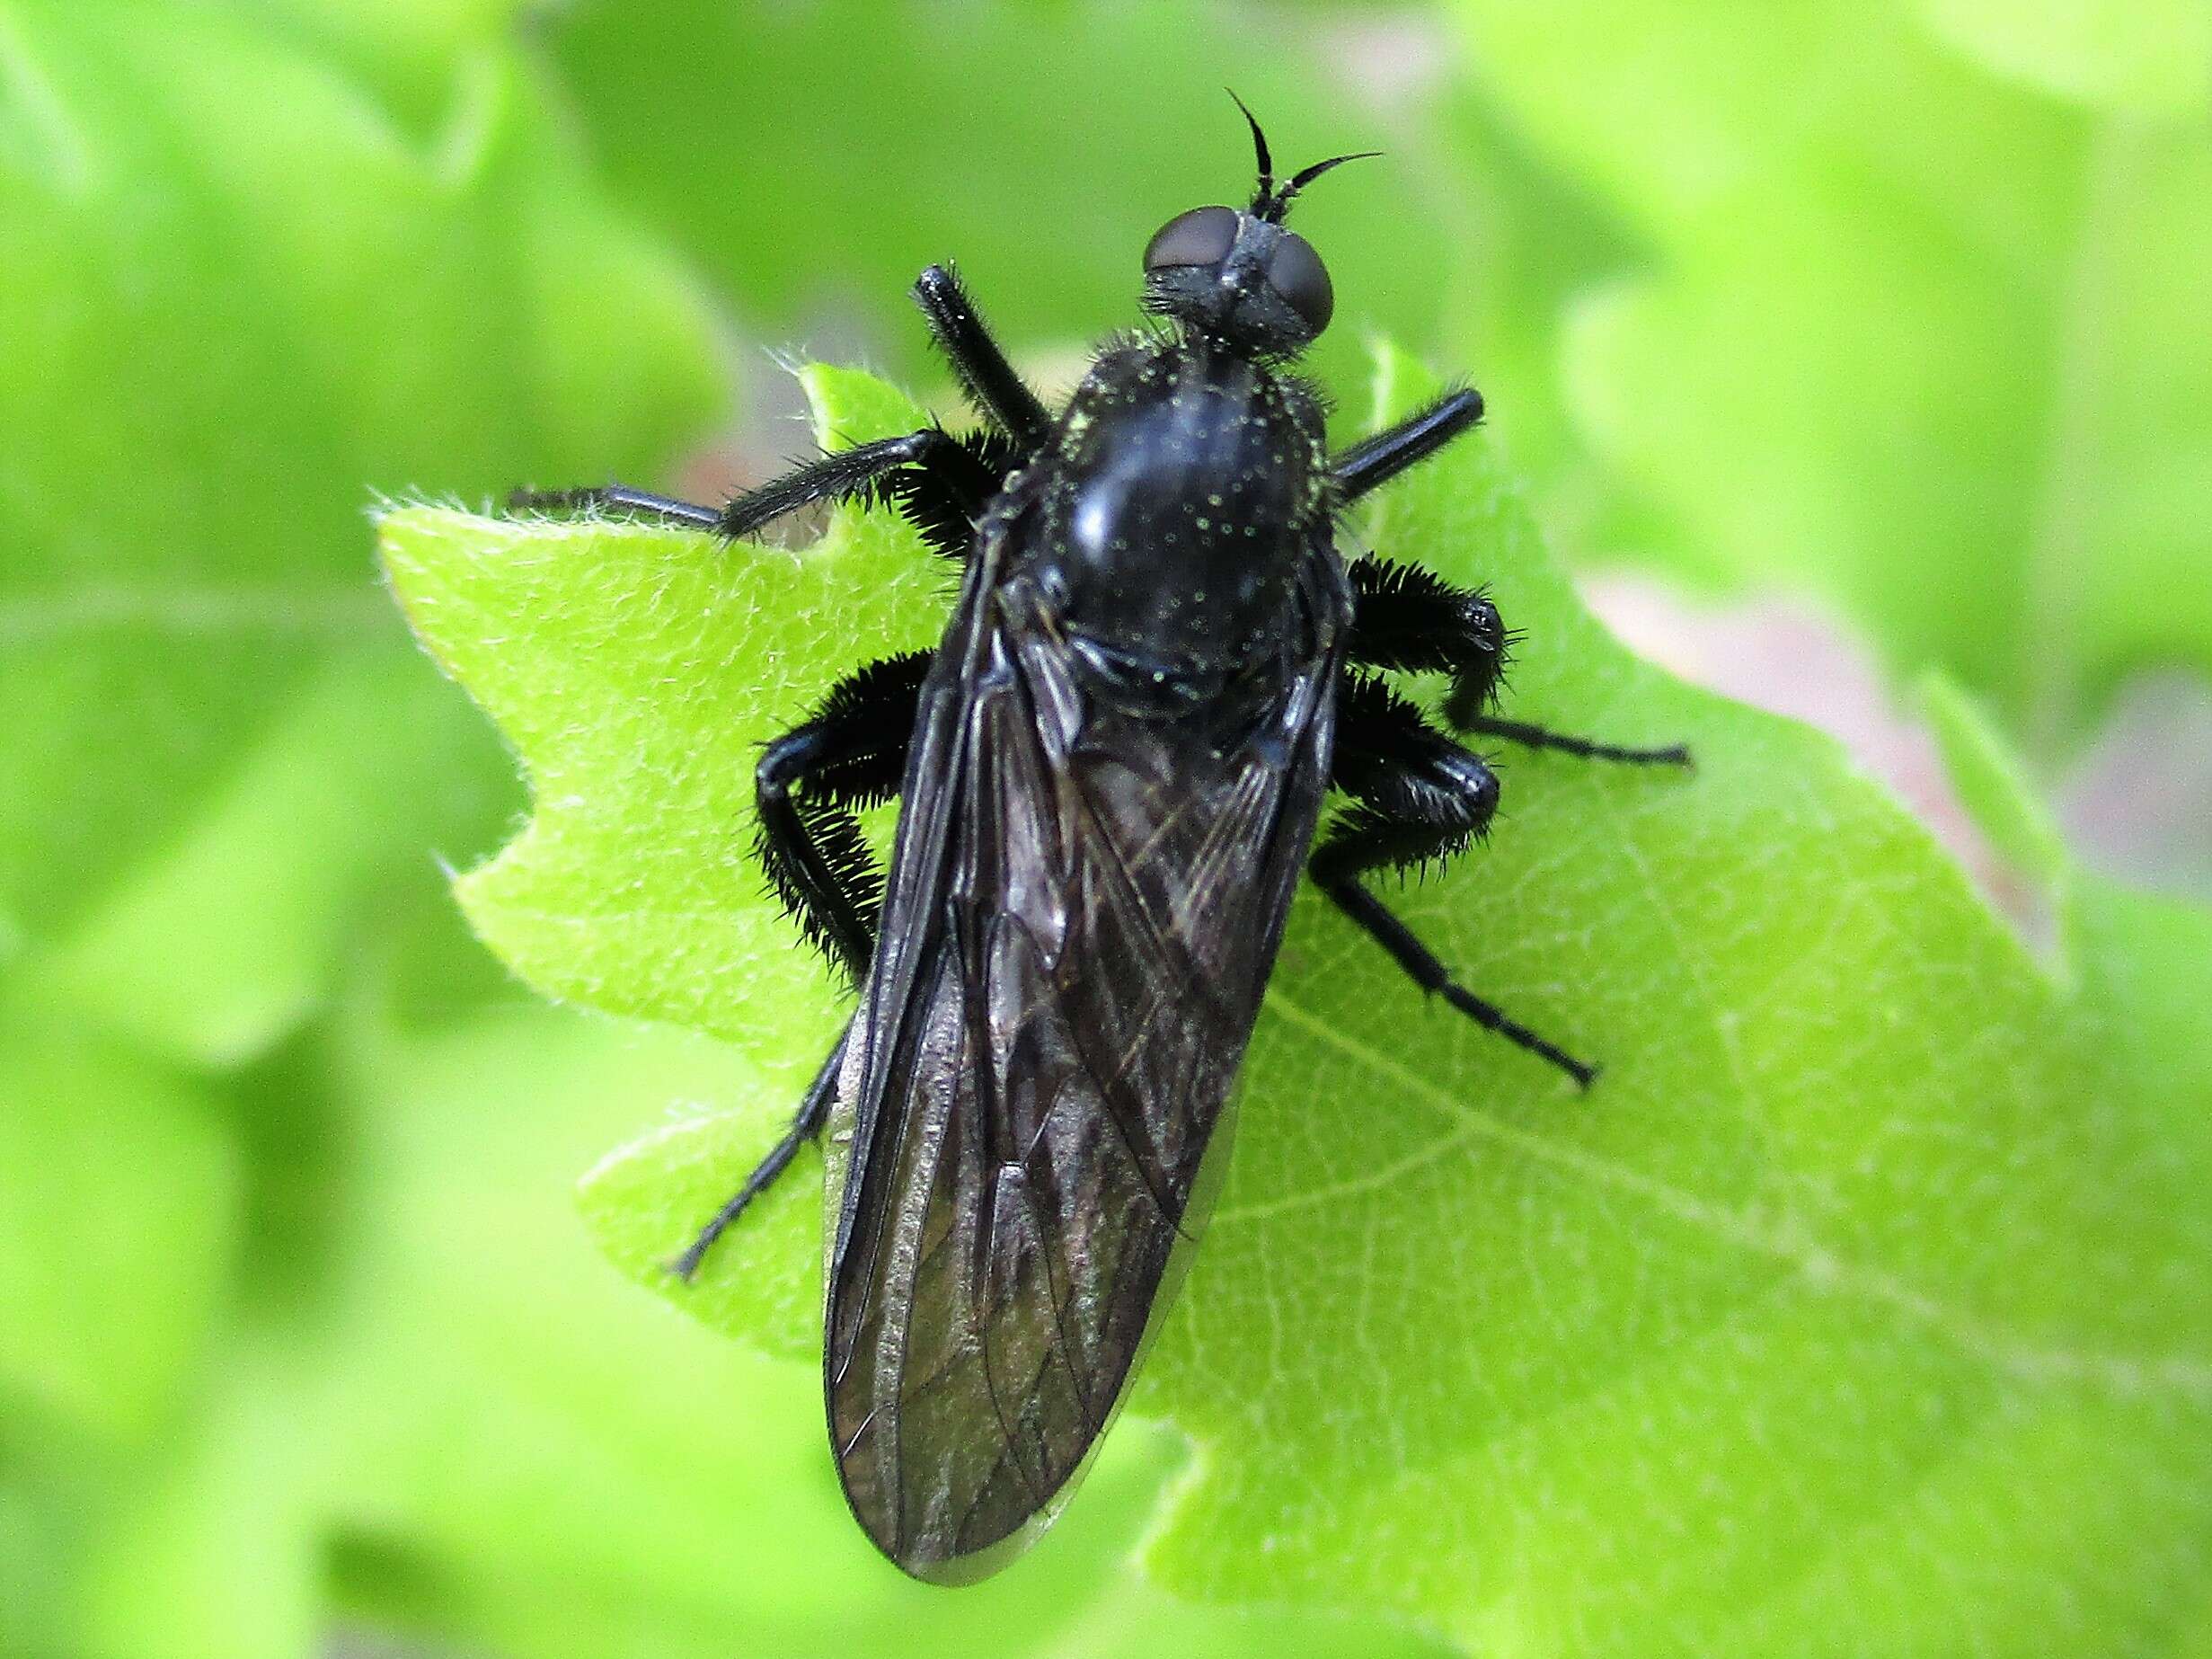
[[2, 1, 2207, 1655]]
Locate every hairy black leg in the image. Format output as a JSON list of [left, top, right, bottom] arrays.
[[1314, 674, 1598, 1087], [1346, 554, 1509, 725], [878, 427, 1024, 560], [1321, 882, 1596, 1087], [670, 1025, 848, 1281], [507, 482, 722, 529], [912, 264, 1052, 448], [513, 427, 1006, 554], [719, 427, 998, 542], [1345, 556, 1695, 760], [1461, 714, 1692, 768], [1329, 386, 1484, 504], [756, 652, 932, 988], [677, 653, 927, 1281]]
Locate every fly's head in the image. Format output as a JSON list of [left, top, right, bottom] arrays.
[[1140, 95, 1376, 359]]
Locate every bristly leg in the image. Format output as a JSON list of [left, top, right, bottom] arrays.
[[512, 423, 1010, 555], [521, 265, 1042, 554], [1314, 671, 1598, 1087], [877, 426, 1024, 559], [718, 427, 1001, 544], [669, 1025, 847, 1281], [675, 652, 932, 1282], [1328, 386, 1483, 504], [1462, 714, 1692, 768], [507, 482, 722, 530], [1344, 554, 1692, 762], [755, 652, 932, 988], [911, 263, 1052, 448], [1346, 554, 1509, 725], [659, 293, 1028, 1283]]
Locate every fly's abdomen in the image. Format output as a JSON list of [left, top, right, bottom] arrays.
[[824, 583, 1340, 1581]]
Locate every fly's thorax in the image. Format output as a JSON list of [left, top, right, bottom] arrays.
[[1024, 342, 1327, 688]]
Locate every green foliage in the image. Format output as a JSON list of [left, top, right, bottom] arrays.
[[1455, 0, 2212, 736], [0, 1017, 238, 1439], [0, 13, 1445, 1653], [1916, 0, 2211, 119], [385, 365, 936, 1060], [548, 0, 1506, 425], [0, 1, 721, 1652], [383, 350, 2212, 1654], [5, 1, 2207, 1654], [307, 989, 1422, 1659], [0, 0, 717, 980], [545, 0, 2212, 742]]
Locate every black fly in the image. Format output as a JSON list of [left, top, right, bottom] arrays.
[[515, 101, 1689, 1584]]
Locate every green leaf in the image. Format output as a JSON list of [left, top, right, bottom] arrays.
[[224, 0, 538, 135], [71, 1343, 323, 1659], [539, 0, 1660, 625], [381, 365, 940, 1075], [0, 0, 719, 1039], [548, 0, 1500, 421], [1919, 671, 2071, 896], [385, 346, 2210, 1650], [306, 964, 1441, 1659], [1912, 0, 2212, 120], [0, 6, 729, 1652], [33, 651, 508, 1066], [0, 1007, 239, 1440], [1454, 0, 2212, 737]]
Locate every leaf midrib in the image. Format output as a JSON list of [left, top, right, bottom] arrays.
[[1246, 983, 2211, 1406]]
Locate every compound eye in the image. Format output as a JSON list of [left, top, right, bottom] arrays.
[[1144, 205, 1239, 272], [1266, 231, 1333, 334]]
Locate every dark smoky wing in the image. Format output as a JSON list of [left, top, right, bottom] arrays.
[[825, 571, 1339, 1580]]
